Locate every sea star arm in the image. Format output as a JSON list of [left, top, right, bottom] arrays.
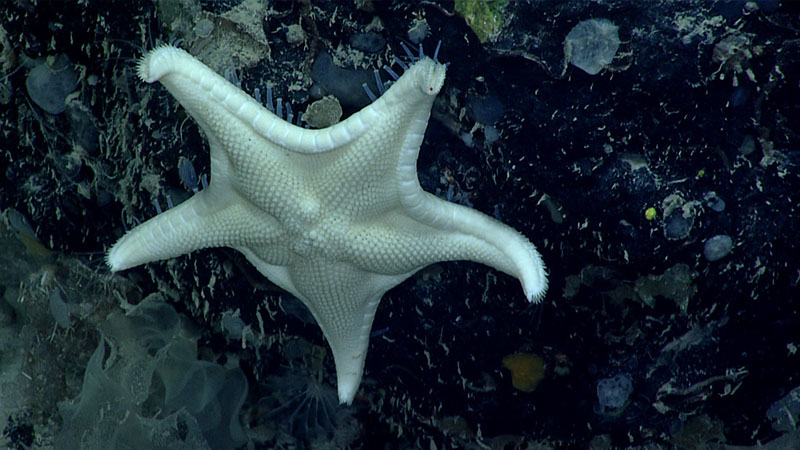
[[347, 204, 548, 303], [106, 189, 285, 271], [412, 195, 548, 302], [291, 259, 411, 405], [136, 45, 384, 155]]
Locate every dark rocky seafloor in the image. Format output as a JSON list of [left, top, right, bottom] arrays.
[[1, 0, 798, 448]]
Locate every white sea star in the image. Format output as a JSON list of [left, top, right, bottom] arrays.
[[108, 45, 547, 404]]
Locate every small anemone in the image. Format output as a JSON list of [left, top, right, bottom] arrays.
[[261, 370, 342, 441]]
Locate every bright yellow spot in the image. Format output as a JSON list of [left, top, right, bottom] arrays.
[[697, 168, 706, 177], [502, 352, 545, 392], [645, 207, 657, 221]]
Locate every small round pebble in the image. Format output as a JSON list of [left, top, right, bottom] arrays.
[[407, 19, 429, 44], [286, 24, 305, 46], [564, 18, 620, 75], [26, 54, 78, 114], [703, 234, 733, 261], [194, 18, 214, 38], [664, 211, 691, 240], [597, 373, 633, 410]]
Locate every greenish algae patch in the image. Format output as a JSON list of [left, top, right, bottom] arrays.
[[454, 0, 509, 43]]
